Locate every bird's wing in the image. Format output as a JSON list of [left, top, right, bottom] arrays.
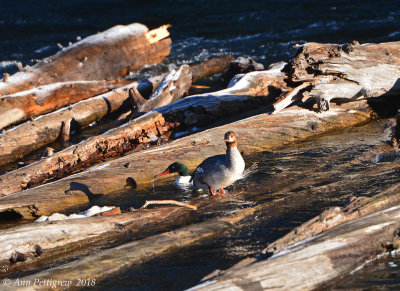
[[190, 154, 226, 183]]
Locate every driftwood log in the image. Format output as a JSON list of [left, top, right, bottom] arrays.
[[189, 55, 234, 83], [0, 206, 186, 267], [193, 182, 400, 291], [0, 23, 171, 96], [0, 69, 286, 197], [129, 64, 192, 113], [0, 82, 139, 166], [274, 41, 400, 113], [0, 100, 372, 218], [9, 206, 258, 290], [0, 80, 132, 129]]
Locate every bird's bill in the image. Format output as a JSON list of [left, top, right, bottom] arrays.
[[154, 168, 170, 178]]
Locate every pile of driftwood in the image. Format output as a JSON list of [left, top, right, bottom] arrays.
[[1, 22, 400, 290]]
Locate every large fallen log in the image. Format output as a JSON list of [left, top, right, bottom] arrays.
[[0, 23, 171, 96], [0, 69, 286, 197], [274, 41, 400, 113], [0, 100, 372, 218], [11, 206, 258, 291], [0, 80, 131, 129], [0, 206, 186, 267], [192, 183, 400, 291]]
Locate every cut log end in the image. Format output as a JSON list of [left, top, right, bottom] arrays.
[[145, 25, 171, 44]]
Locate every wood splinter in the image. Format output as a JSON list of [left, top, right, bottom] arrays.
[[140, 200, 197, 210]]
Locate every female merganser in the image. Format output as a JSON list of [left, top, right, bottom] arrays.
[[190, 131, 245, 196], [154, 162, 192, 185]]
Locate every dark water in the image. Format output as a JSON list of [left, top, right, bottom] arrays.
[[1, 0, 400, 75], [332, 252, 400, 290], [2, 1, 400, 290]]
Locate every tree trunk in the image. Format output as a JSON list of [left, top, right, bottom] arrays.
[[0, 24, 171, 96], [0, 80, 131, 129], [0, 69, 287, 198]]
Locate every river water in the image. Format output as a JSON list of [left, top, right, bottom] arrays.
[[1, 1, 400, 290]]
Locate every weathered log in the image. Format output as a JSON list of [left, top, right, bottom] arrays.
[[0, 207, 185, 266], [11, 206, 258, 290], [0, 69, 286, 197], [281, 41, 400, 112], [192, 186, 400, 291], [0, 82, 140, 167], [0, 80, 130, 129], [189, 55, 234, 83], [0, 23, 171, 96], [266, 181, 400, 255], [130, 64, 192, 113], [0, 101, 372, 218]]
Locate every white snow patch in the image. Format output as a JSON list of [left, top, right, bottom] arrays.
[[35, 205, 113, 222]]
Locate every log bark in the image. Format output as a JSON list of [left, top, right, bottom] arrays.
[[0, 101, 372, 218], [280, 41, 400, 112], [0, 23, 171, 96], [192, 184, 400, 291], [0, 69, 286, 197], [0, 80, 130, 129]]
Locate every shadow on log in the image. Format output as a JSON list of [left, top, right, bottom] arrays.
[[0, 23, 171, 96]]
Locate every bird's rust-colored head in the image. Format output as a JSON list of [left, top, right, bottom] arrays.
[[224, 131, 238, 148]]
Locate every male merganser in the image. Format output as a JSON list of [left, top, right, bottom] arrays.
[[190, 131, 245, 196], [154, 162, 192, 185]]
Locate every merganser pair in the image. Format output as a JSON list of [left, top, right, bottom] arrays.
[[154, 131, 245, 197]]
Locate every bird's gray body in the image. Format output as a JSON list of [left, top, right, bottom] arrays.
[[191, 146, 245, 190]]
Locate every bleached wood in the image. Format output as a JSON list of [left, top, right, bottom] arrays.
[[0, 23, 171, 96]]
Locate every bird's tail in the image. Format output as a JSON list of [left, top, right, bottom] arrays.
[[239, 163, 258, 180]]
